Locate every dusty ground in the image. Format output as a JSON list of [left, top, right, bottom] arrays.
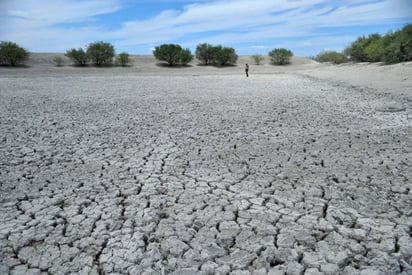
[[0, 55, 412, 274]]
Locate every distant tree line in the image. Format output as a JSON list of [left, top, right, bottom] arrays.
[[315, 23, 412, 64], [1, 24, 410, 67], [345, 23, 412, 64], [153, 43, 294, 66]]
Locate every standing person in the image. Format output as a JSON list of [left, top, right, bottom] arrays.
[[245, 63, 249, 77]]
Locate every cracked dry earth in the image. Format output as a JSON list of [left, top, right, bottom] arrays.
[[1, 71, 412, 275]]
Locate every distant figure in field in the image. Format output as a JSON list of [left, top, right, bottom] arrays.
[[245, 63, 249, 77]]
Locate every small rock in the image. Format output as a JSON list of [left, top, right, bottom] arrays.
[[375, 106, 406, 112], [359, 268, 384, 275], [286, 262, 304, 275], [231, 270, 250, 275], [277, 173, 288, 180], [334, 250, 350, 267], [398, 235, 412, 256], [267, 265, 287, 275], [215, 265, 231, 275], [276, 233, 295, 248], [160, 237, 189, 257], [201, 243, 227, 260], [305, 268, 324, 275], [216, 249, 256, 269], [302, 252, 324, 268], [200, 261, 218, 274], [320, 263, 339, 275]]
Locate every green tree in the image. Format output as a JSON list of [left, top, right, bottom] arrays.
[[52, 56, 65, 66], [251, 54, 264, 65], [268, 48, 293, 65], [179, 48, 194, 65], [365, 39, 385, 62], [116, 52, 131, 67], [195, 43, 214, 65], [399, 24, 412, 61], [65, 48, 88, 66], [344, 33, 381, 62], [86, 41, 115, 66], [315, 51, 348, 64], [211, 45, 238, 65], [153, 44, 193, 66], [344, 36, 368, 62], [0, 41, 30, 66], [343, 23, 412, 64], [382, 41, 403, 64], [195, 43, 238, 66], [382, 24, 412, 63]]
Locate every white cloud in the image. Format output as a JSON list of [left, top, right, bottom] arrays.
[[0, 0, 410, 54], [0, 0, 120, 51], [110, 0, 411, 52]]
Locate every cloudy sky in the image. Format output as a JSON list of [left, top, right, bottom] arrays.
[[1, 0, 411, 56]]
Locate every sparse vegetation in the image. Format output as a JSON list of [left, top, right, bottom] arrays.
[[268, 48, 293, 65], [315, 51, 348, 64], [52, 56, 65, 66], [86, 41, 115, 66], [116, 52, 131, 67], [0, 41, 30, 66], [153, 44, 193, 66], [251, 54, 264, 65], [65, 48, 88, 66]]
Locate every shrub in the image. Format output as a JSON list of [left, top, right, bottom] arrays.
[[211, 45, 238, 66], [0, 41, 30, 66], [195, 43, 238, 66], [399, 24, 412, 61], [382, 24, 412, 64], [364, 39, 385, 62], [52, 56, 65, 66], [382, 41, 403, 64], [268, 48, 293, 65], [86, 41, 115, 66], [251, 54, 264, 65], [179, 48, 194, 65], [344, 24, 412, 64], [65, 48, 88, 66], [153, 44, 193, 66], [195, 43, 214, 65], [315, 51, 348, 64], [344, 36, 368, 62], [344, 33, 382, 62], [116, 52, 131, 67]]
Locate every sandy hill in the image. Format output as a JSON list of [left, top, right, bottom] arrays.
[[6, 53, 412, 96], [26, 53, 317, 69]]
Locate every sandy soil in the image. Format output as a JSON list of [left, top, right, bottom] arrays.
[[0, 54, 411, 274]]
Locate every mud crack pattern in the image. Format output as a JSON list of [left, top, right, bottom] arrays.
[[1, 73, 411, 274]]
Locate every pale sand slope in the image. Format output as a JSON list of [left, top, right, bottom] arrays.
[[0, 53, 411, 274], [21, 53, 412, 97]]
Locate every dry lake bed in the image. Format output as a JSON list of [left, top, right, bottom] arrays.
[[1, 56, 412, 274]]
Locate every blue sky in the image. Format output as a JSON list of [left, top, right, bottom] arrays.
[[1, 0, 411, 56]]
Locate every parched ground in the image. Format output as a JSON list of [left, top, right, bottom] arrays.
[[0, 61, 412, 274]]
